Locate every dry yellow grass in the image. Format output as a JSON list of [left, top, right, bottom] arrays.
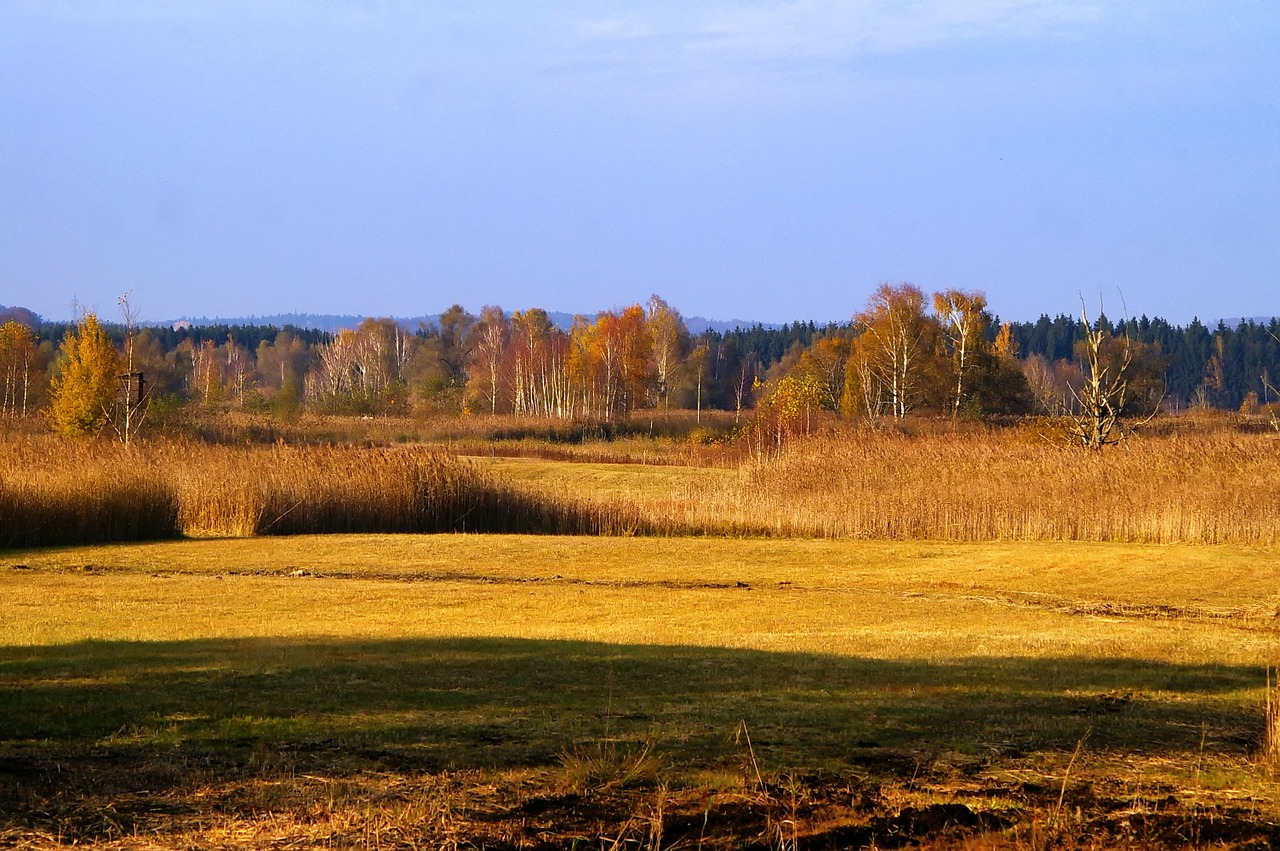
[[7, 418, 1280, 846], [0, 435, 653, 545], [7, 535, 1278, 663], [5, 423, 1280, 547], [5, 535, 1280, 848], [478, 455, 731, 500], [454, 426, 1280, 547], [688, 428, 1280, 543]]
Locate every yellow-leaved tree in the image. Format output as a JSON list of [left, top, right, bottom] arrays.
[[47, 313, 120, 437], [0, 320, 38, 418]]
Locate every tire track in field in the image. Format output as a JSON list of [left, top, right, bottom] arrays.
[[224, 567, 1280, 629], [16, 562, 1279, 630]]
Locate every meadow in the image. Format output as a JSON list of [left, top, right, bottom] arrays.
[[3, 414, 1280, 847]]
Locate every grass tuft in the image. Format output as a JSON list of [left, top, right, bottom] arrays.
[[558, 739, 665, 793]]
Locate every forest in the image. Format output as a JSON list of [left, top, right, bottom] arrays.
[[2, 288, 1279, 436]]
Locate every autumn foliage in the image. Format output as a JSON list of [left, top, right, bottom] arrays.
[[17, 287, 1035, 439], [0, 320, 37, 418], [462, 304, 659, 420], [46, 313, 120, 437]]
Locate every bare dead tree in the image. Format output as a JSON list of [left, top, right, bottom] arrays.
[[1263, 373, 1280, 434], [1065, 301, 1159, 450], [734, 354, 758, 425], [108, 291, 150, 445], [1263, 329, 1280, 434]]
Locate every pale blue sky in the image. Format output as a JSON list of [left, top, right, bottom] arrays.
[[2, 1, 1276, 324]]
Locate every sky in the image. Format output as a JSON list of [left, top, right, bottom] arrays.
[[1, 1, 1277, 326]]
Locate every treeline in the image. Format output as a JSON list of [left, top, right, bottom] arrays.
[[1010, 313, 1280, 411], [4, 298, 849, 427], [2, 295, 1279, 434]]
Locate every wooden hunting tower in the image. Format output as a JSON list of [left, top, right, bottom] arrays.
[[117, 372, 146, 409]]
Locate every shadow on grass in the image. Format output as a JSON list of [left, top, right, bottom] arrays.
[[0, 637, 1261, 777]]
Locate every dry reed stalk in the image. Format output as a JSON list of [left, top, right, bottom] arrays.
[[4, 424, 1280, 547], [0, 437, 180, 547], [1263, 667, 1280, 775], [0, 433, 662, 545], [684, 429, 1280, 544]]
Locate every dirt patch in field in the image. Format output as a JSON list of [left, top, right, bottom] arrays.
[[4, 748, 1279, 849], [77, 565, 1266, 627]]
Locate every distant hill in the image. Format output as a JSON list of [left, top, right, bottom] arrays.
[[685, 316, 785, 334], [20, 303, 1276, 336], [162, 311, 784, 334], [1217, 316, 1279, 328], [165, 313, 370, 333], [0, 305, 41, 327]]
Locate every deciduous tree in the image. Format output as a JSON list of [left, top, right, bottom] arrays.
[[510, 309, 554, 416], [855, 284, 930, 419], [841, 332, 887, 423], [0, 320, 37, 418], [804, 336, 850, 414], [47, 313, 120, 436], [190, 339, 225, 408], [435, 304, 475, 389], [933, 289, 988, 418], [109, 293, 150, 443], [646, 295, 688, 413], [466, 306, 510, 415]]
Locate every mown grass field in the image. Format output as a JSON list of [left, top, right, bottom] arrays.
[[478, 456, 733, 502], [4, 532, 1280, 848]]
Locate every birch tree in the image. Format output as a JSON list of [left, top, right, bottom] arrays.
[[933, 289, 988, 418], [467, 306, 509, 415], [0, 320, 36, 418], [646, 295, 687, 413], [855, 284, 929, 419]]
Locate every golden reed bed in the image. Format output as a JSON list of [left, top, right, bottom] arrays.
[[697, 427, 1280, 543], [0, 436, 645, 547], [2, 422, 1278, 547]]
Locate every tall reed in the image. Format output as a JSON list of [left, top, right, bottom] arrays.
[[0, 438, 179, 547], [163, 441, 629, 537], [0, 435, 662, 547], [687, 428, 1280, 543], [1264, 668, 1280, 775], [4, 423, 1279, 548]]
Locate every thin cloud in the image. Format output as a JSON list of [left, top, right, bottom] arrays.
[[578, 16, 656, 40], [577, 0, 1103, 59], [716, 1, 1099, 54]]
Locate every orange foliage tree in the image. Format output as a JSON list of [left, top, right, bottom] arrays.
[[591, 305, 654, 420]]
